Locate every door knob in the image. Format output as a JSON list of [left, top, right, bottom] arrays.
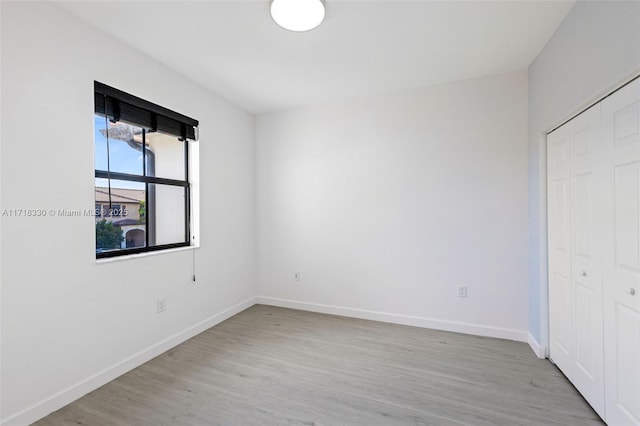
[[629, 288, 636, 296], [580, 271, 587, 277]]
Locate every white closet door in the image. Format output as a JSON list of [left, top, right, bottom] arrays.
[[548, 105, 605, 417], [602, 77, 640, 426], [548, 124, 573, 377], [569, 105, 605, 417]]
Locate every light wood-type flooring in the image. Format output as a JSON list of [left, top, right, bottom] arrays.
[[35, 305, 603, 425]]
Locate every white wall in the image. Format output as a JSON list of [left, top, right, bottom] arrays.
[[0, 2, 256, 424], [8, 0, 635, 422], [527, 0, 640, 349], [256, 71, 529, 341]]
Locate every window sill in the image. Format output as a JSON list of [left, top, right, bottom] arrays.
[[96, 245, 200, 264]]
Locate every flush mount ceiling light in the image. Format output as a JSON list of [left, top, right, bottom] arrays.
[[270, 0, 326, 32]]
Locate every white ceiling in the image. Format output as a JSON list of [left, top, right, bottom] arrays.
[[54, 0, 575, 114]]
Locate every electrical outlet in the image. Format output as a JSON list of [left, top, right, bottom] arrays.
[[294, 272, 301, 282], [457, 286, 468, 298], [157, 298, 167, 313]]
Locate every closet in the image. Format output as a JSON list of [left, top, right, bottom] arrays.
[[547, 77, 639, 425]]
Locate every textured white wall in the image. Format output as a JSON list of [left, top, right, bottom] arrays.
[[256, 71, 529, 340], [527, 0, 640, 348], [0, 2, 256, 424]]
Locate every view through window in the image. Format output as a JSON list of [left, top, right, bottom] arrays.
[[94, 82, 198, 258]]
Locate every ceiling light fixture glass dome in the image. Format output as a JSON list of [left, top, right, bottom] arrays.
[[270, 0, 326, 32]]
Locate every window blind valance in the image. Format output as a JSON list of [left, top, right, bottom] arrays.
[[94, 81, 198, 140]]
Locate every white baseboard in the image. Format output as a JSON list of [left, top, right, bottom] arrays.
[[256, 296, 529, 343], [528, 333, 548, 359], [1, 296, 256, 426]]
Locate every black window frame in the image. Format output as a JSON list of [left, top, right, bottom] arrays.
[[94, 82, 198, 259]]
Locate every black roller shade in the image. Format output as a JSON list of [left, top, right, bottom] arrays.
[[94, 81, 198, 140]]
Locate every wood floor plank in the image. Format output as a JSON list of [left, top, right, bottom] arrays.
[[34, 305, 603, 426]]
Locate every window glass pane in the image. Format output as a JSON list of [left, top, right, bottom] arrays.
[[94, 115, 109, 172], [149, 183, 186, 246], [146, 132, 185, 180], [95, 179, 146, 253], [97, 121, 145, 175]]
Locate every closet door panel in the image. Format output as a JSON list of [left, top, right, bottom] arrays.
[[568, 105, 605, 417], [613, 163, 640, 282], [548, 127, 574, 376], [602, 77, 640, 426], [613, 304, 640, 423], [548, 104, 605, 417]]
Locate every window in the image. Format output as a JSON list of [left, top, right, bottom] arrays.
[[110, 204, 122, 217], [94, 82, 198, 258]]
